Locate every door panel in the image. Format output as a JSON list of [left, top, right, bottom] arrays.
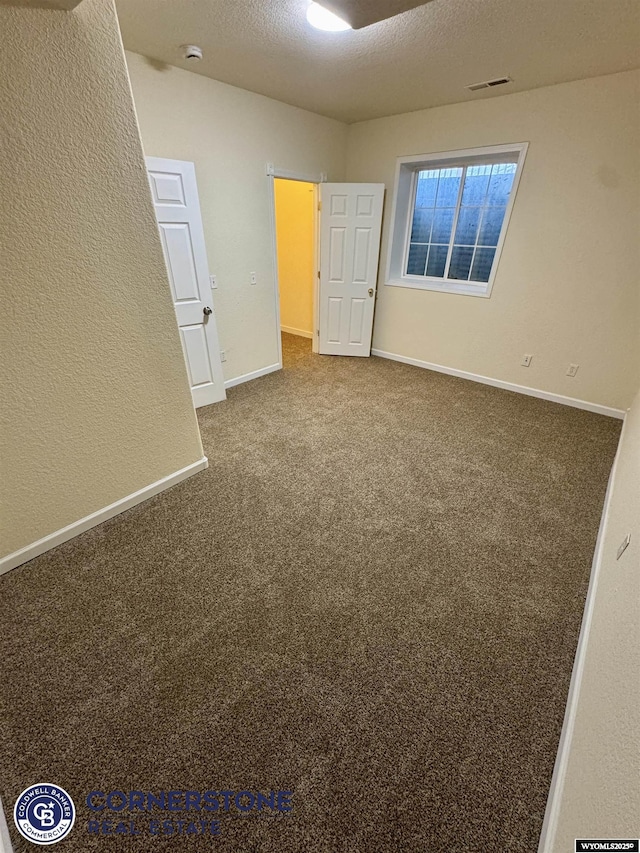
[[327, 297, 342, 342], [148, 170, 187, 205], [158, 223, 199, 303], [329, 227, 346, 282], [182, 325, 213, 386], [353, 228, 371, 282], [146, 157, 226, 407], [356, 194, 375, 216], [349, 298, 366, 344], [319, 183, 385, 357], [330, 194, 348, 216]]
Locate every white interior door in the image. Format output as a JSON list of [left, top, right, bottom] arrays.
[[146, 156, 226, 408], [318, 183, 385, 356]]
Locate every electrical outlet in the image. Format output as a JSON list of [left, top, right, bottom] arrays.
[[521, 354, 533, 367], [566, 363, 579, 377], [250, 272, 257, 285], [209, 275, 217, 289], [616, 533, 631, 560], [220, 350, 226, 363]]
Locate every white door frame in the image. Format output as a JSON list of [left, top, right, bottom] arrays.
[[267, 164, 326, 362]]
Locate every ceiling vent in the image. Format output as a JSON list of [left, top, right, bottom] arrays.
[[466, 76, 512, 92]]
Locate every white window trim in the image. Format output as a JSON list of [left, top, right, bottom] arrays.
[[385, 142, 529, 298]]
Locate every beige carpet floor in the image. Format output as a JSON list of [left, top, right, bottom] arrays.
[[0, 333, 621, 852]]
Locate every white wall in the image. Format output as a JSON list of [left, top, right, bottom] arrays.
[[542, 385, 640, 849], [126, 52, 347, 383], [0, 0, 204, 563], [346, 71, 640, 411]]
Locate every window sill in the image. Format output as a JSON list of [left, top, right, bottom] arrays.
[[385, 275, 491, 298]]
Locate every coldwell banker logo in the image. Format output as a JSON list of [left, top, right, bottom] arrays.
[[13, 783, 76, 845]]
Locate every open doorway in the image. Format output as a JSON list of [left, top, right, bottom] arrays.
[[273, 178, 317, 358], [270, 173, 385, 365]]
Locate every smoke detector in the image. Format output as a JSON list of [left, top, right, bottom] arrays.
[[181, 45, 203, 61], [466, 76, 512, 92]]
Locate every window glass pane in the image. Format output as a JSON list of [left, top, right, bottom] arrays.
[[486, 163, 517, 205], [403, 155, 519, 285], [470, 247, 496, 283], [426, 245, 448, 278], [415, 170, 439, 207], [435, 167, 463, 206], [431, 208, 455, 243], [453, 206, 481, 246], [397, 149, 524, 290], [406, 243, 428, 275], [477, 206, 506, 246], [448, 245, 474, 280], [461, 164, 491, 205], [410, 208, 433, 243]]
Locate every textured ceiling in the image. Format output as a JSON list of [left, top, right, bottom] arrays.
[[321, 0, 434, 29], [115, 0, 640, 123]]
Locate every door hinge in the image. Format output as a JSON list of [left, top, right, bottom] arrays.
[[317, 270, 320, 279], [317, 201, 322, 212], [317, 330, 320, 336]]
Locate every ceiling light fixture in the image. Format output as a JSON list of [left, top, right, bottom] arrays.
[[306, 2, 352, 32]]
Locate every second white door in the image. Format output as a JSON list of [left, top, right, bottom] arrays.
[[318, 183, 385, 356], [146, 156, 226, 408]]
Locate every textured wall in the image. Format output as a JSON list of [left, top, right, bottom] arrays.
[[275, 179, 315, 336], [0, 0, 81, 10], [1, 0, 83, 9], [346, 71, 640, 411], [125, 51, 347, 383], [0, 0, 204, 559], [550, 385, 640, 847]]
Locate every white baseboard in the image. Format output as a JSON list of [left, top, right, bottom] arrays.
[[371, 349, 625, 419], [280, 326, 313, 339], [0, 457, 208, 576], [537, 409, 628, 852], [224, 362, 281, 389]]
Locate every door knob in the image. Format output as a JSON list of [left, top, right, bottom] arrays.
[[368, 288, 374, 297], [203, 306, 212, 316]]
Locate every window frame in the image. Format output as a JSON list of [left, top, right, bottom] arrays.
[[385, 143, 528, 298]]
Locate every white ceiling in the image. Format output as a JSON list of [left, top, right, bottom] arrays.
[[321, 0, 436, 29], [115, 0, 640, 124]]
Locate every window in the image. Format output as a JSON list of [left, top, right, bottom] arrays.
[[386, 144, 528, 297]]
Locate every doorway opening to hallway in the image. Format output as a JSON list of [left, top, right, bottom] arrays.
[[273, 178, 318, 353]]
